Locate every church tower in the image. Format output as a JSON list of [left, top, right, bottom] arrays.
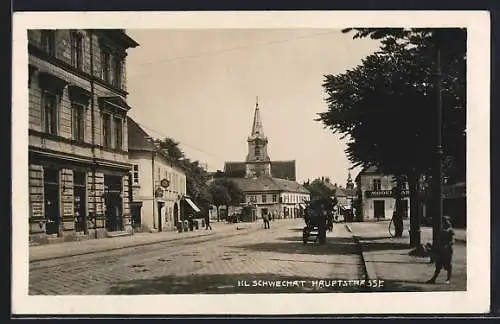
[[245, 97, 271, 178], [346, 170, 354, 190]]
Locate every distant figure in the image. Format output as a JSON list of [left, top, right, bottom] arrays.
[[426, 216, 455, 284], [263, 212, 270, 229], [204, 213, 212, 230]]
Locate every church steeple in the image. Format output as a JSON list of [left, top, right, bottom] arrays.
[[346, 170, 354, 190], [250, 96, 265, 139], [245, 97, 271, 178]]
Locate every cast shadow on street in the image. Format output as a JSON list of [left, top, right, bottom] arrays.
[[277, 236, 355, 244], [230, 237, 359, 256], [107, 273, 370, 294], [357, 241, 410, 252]]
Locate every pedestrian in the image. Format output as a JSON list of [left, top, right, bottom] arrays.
[[204, 213, 212, 230], [263, 212, 270, 229], [426, 216, 455, 284]]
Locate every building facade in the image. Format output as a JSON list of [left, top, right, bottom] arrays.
[[219, 99, 310, 220], [355, 166, 410, 221], [28, 29, 139, 243], [127, 117, 191, 232]]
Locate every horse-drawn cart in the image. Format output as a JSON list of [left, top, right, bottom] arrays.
[[302, 198, 335, 245]]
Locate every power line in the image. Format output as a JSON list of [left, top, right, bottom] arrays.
[[128, 30, 340, 70], [132, 119, 228, 167]]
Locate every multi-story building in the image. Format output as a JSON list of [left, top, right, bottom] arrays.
[[219, 99, 310, 220], [355, 166, 410, 221], [28, 29, 139, 243], [127, 117, 194, 232]]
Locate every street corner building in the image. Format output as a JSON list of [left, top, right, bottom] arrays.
[[28, 29, 139, 244], [355, 166, 410, 221], [216, 100, 310, 220], [127, 117, 194, 233]]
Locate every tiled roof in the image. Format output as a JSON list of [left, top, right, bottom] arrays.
[[224, 160, 296, 180], [270, 160, 296, 181], [127, 116, 155, 152], [224, 162, 246, 177], [228, 176, 309, 194]]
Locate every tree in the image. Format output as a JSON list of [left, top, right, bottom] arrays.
[[156, 137, 185, 161], [208, 182, 230, 222], [209, 178, 245, 221], [303, 178, 338, 211], [318, 28, 465, 246]]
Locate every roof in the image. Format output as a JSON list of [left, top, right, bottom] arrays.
[[127, 117, 185, 171], [224, 160, 296, 180], [227, 176, 309, 194], [224, 162, 246, 177], [270, 160, 296, 181]]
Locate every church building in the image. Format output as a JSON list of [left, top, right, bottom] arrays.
[[219, 99, 310, 220]]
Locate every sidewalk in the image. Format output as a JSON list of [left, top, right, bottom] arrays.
[[29, 221, 262, 262], [346, 221, 467, 292]]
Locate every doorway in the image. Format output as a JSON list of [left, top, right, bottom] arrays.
[[104, 175, 123, 232], [73, 171, 87, 233], [373, 200, 385, 220], [400, 199, 409, 219], [157, 201, 164, 231], [44, 168, 60, 235]]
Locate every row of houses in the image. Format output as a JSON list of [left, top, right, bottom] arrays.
[[28, 29, 198, 245]]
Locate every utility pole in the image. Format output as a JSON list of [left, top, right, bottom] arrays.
[[432, 30, 444, 253]]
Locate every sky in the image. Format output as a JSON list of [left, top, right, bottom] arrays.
[[125, 28, 381, 185]]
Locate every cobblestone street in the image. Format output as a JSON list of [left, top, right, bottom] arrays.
[[29, 219, 366, 295]]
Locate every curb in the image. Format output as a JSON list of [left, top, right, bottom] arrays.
[[30, 224, 262, 263], [345, 224, 377, 284]]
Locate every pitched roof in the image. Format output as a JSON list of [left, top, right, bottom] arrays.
[[224, 162, 246, 178], [127, 116, 185, 171], [270, 160, 296, 181], [127, 116, 155, 152], [227, 176, 309, 194]]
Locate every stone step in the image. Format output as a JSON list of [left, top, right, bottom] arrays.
[[106, 231, 133, 238]]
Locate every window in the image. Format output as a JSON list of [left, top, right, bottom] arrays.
[[42, 91, 58, 135], [113, 57, 122, 88], [262, 194, 267, 203], [70, 31, 83, 69], [114, 117, 122, 149], [100, 49, 110, 82], [41, 30, 55, 56], [373, 179, 382, 191], [102, 113, 111, 147], [272, 194, 277, 202], [132, 164, 139, 184], [72, 103, 85, 142], [255, 145, 260, 159]]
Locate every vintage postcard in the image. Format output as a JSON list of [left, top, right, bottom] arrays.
[[12, 11, 490, 315]]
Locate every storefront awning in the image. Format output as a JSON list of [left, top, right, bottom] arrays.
[[184, 197, 201, 213]]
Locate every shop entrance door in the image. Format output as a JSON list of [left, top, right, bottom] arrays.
[[374, 200, 385, 220], [104, 175, 123, 232], [44, 168, 60, 235], [73, 171, 87, 233]]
